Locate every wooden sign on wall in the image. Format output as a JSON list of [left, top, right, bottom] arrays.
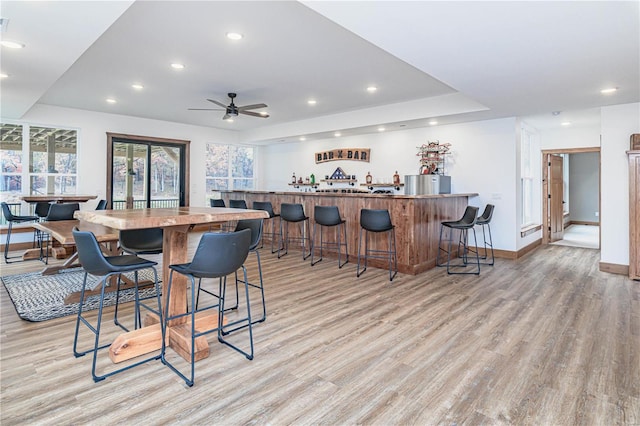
[[315, 148, 370, 164]]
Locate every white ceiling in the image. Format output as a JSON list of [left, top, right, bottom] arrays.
[[1, 1, 638, 144]]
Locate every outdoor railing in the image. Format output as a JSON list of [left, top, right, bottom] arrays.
[[111, 198, 180, 210]]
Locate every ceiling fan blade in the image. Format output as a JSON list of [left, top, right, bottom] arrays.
[[240, 110, 269, 118], [188, 108, 224, 111], [207, 98, 228, 108], [237, 103, 268, 111]]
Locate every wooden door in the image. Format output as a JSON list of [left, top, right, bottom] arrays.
[[549, 154, 564, 242]]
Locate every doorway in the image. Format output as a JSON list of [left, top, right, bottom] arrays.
[[106, 133, 190, 209], [542, 147, 600, 249]]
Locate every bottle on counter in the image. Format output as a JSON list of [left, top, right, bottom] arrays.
[[393, 171, 400, 186], [366, 171, 373, 184], [310, 173, 315, 184], [292, 172, 296, 184]]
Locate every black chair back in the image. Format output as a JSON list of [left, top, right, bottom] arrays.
[[314, 205, 342, 226], [210, 199, 226, 207], [252, 201, 277, 218], [35, 202, 51, 218], [46, 203, 80, 221], [235, 219, 263, 251], [459, 206, 479, 227], [281, 203, 307, 222], [1, 202, 14, 221], [229, 199, 247, 209], [182, 228, 251, 278], [120, 228, 164, 255], [360, 209, 393, 232], [72, 228, 118, 276], [477, 204, 494, 225], [95, 199, 108, 210]]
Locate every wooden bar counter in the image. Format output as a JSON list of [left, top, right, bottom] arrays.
[[220, 190, 477, 275]]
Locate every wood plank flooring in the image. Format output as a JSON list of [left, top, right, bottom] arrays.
[[1, 235, 638, 425]]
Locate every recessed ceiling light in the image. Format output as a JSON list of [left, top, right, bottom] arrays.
[[334, 132, 341, 137], [299, 136, 307, 141], [600, 87, 618, 94], [225, 118, 234, 123], [366, 86, 377, 93], [171, 63, 185, 69], [106, 98, 117, 104], [429, 120, 438, 126], [131, 84, 144, 90], [0, 40, 25, 49], [0, 73, 8, 79], [307, 99, 317, 105], [377, 127, 385, 132], [226, 32, 243, 40], [561, 121, 571, 126]]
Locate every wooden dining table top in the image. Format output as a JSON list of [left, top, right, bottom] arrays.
[[21, 194, 98, 204], [32, 219, 119, 246], [74, 206, 269, 230]]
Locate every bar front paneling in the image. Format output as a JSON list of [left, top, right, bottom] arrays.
[[220, 191, 476, 275]]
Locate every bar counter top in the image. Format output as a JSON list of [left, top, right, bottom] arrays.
[[219, 190, 478, 275], [220, 190, 478, 199]]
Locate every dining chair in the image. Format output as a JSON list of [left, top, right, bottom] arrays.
[[1, 202, 39, 263], [41, 203, 81, 264], [161, 228, 253, 387], [95, 199, 108, 210], [72, 227, 163, 382]]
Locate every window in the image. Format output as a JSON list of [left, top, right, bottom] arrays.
[[206, 143, 254, 201], [521, 126, 540, 227], [1, 123, 78, 207]]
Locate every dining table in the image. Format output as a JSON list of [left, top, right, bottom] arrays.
[[20, 194, 98, 204], [74, 206, 269, 364]]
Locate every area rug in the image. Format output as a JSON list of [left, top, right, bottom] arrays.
[[1, 268, 159, 322]]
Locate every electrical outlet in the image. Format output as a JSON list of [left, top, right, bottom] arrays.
[[491, 193, 502, 200]]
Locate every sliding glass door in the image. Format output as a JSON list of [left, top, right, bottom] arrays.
[[107, 134, 189, 209]]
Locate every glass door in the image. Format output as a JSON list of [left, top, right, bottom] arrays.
[[109, 136, 187, 209]]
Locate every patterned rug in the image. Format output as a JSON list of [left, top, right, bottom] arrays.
[[1, 268, 159, 322]]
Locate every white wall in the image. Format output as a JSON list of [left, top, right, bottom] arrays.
[[261, 117, 519, 251], [601, 102, 640, 266], [18, 104, 239, 207], [539, 125, 601, 150]]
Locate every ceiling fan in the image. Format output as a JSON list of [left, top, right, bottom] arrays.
[[188, 93, 269, 120]]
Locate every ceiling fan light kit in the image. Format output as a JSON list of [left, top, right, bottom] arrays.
[[188, 92, 269, 120]]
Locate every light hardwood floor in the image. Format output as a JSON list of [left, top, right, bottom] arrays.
[[1, 235, 638, 425]]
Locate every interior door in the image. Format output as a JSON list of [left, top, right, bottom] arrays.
[[549, 154, 564, 242]]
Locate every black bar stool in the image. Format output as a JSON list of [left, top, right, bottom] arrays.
[[437, 205, 480, 275], [357, 208, 397, 281], [41, 203, 80, 264], [311, 205, 348, 268], [252, 201, 282, 253], [210, 199, 226, 207], [229, 199, 247, 209], [72, 227, 162, 382], [477, 204, 495, 265], [1, 202, 39, 263], [161, 229, 253, 387], [278, 203, 311, 260]]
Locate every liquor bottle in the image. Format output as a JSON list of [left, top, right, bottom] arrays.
[[310, 173, 315, 184], [393, 171, 400, 186], [292, 172, 296, 184], [366, 171, 373, 184]]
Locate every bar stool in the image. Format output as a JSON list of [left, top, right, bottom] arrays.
[[357, 209, 397, 281], [278, 203, 311, 260], [252, 201, 282, 253], [95, 199, 108, 210], [1, 202, 39, 263], [41, 203, 80, 264], [229, 199, 247, 209], [161, 229, 253, 387], [437, 205, 480, 275], [210, 199, 226, 207], [476, 204, 495, 265], [72, 228, 162, 382], [311, 205, 348, 268]]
